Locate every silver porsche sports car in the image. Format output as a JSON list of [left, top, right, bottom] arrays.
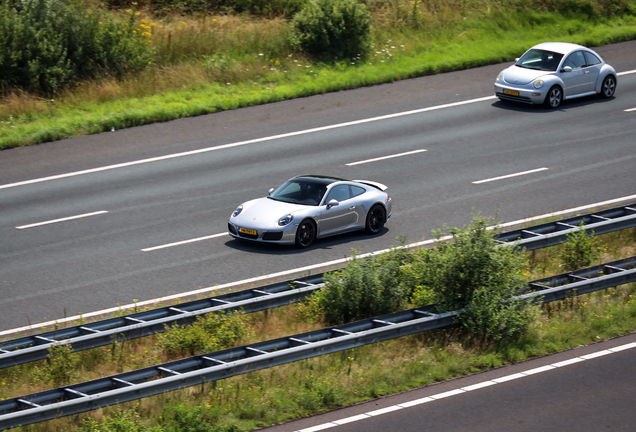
[[494, 42, 617, 108], [228, 175, 392, 248]]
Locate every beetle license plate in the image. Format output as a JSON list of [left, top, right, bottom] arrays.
[[239, 227, 257, 235], [504, 89, 520, 96]]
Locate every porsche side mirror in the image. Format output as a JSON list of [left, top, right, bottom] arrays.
[[326, 199, 339, 209], [268, 188, 274, 195]]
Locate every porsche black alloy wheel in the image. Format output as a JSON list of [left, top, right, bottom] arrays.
[[365, 205, 386, 234], [295, 219, 316, 248]]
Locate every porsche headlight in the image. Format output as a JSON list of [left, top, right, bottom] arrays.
[[533, 79, 544, 89], [232, 205, 243, 218], [496, 72, 504, 82], [278, 214, 294, 226]]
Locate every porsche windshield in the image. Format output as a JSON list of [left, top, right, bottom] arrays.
[[268, 179, 329, 206], [515, 49, 564, 72]]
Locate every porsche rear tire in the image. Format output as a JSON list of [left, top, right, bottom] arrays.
[[365, 205, 386, 234], [295, 219, 316, 248]]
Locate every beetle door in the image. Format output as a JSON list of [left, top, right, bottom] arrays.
[[562, 51, 589, 96]]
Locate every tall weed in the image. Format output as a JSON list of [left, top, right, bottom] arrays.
[[0, 0, 151, 95]]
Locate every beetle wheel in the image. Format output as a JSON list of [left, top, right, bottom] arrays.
[[544, 86, 562, 109], [295, 219, 316, 248], [600, 75, 616, 99], [365, 205, 386, 234]]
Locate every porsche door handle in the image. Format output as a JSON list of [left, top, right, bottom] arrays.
[[348, 206, 356, 210]]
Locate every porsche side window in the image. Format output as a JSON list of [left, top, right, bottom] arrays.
[[564, 51, 586, 70], [325, 185, 351, 203], [584, 51, 601, 66], [350, 185, 366, 198]]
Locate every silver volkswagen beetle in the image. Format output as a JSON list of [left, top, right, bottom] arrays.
[[228, 175, 392, 248], [494, 42, 617, 108]]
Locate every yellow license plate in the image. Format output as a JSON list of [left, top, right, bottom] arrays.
[[239, 227, 257, 235], [504, 89, 520, 96]]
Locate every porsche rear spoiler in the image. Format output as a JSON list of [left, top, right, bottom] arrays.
[[354, 180, 388, 191]]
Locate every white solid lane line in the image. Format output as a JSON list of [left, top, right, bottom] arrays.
[[3, 192, 636, 337], [0, 97, 496, 191], [15, 210, 108, 230], [625, 108, 636, 112], [1, 69, 634, 193], [294, 341, 636, 432], [346, 149, 427, 166], [141, 233, 228, 251], [473, 167, 549, 184]]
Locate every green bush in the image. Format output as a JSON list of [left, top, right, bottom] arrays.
[[142, 0, 226, 14], [291, 0, 372, 62], [0, 0, 151, 95], [420, 216, 536, 341], [157, 311, 252, 358], [80, 408, 164, 432], [316, 251, 408, 325], [111, 0, 304, 16], [46, 343, 79, 386], [233, 0, 308, 17], [538, 0, 636, 17], [560, 223, 601, 271]]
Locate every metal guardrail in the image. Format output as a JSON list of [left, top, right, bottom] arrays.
[[1, 256, 635, 430], [521, 256, 636, 302], [1, 203, 635, 370], [496, 204, 636, 250], [0, 275, 325, 369]]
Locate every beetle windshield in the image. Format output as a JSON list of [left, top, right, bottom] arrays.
[[268, 179, 328, 206], [515, 49, 564, 72]]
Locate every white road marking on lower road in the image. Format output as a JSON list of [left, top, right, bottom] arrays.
[[473, 167, 549, 184], [142, 233, 228, 251], [346, 149, 427, 166], [0, 97, 495, 191], [3, 192, 636, 338], [625, 107, 636, 112], [294, 341, 636, 432], [15, 210, 108, 230], [462, 381, 497, 391], [333, 414, 369, 425], [398, 396, 434, 407], [617, 69, 636, 75], [609, 342, 636, 352]]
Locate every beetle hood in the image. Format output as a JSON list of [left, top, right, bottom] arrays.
[[504, 66, 550, 85]]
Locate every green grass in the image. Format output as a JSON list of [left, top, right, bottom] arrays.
[[8, 283, 636, 432], [2, 5, 636, 150]]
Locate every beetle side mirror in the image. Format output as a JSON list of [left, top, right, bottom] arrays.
[[326, 199, 339, 209], [561, 66, 572, 73]]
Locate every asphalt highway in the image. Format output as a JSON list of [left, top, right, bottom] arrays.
[[1, 41, 635, 333], [263, 332, 636, 432]]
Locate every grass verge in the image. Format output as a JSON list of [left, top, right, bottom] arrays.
[[2, 7, 636, 150]]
